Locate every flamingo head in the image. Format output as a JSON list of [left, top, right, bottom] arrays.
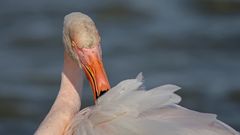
[[63, 12, 110, 101]]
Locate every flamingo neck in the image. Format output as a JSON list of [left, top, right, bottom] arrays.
[[35, 52, 83, 135]]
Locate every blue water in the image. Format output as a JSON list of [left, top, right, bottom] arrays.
[[0, 0, 240, 134]]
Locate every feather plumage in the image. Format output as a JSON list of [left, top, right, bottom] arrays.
[[65, 73, 239, 135]]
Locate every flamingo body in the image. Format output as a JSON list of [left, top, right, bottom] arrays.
[[65, 73, 239, 135]]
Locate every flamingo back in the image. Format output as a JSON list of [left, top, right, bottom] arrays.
[[65, 73, 239, 135]]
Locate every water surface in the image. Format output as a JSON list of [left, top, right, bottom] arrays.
[[0, 0, 240, 134]]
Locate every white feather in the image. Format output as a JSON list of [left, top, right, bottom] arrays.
[[65, 74, 239, 135]]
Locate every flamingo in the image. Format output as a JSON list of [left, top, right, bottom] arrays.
[[34, 12, 239, 135]]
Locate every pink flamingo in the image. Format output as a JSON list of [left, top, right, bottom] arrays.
[[35, 12, 239, 135]]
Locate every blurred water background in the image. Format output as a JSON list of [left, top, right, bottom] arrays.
[[0, 0, 240, 134]]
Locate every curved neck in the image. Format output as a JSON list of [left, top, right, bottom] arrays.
[[35, 52, 83, 135]]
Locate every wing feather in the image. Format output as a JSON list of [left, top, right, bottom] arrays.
[[65, 74, 239, 135]]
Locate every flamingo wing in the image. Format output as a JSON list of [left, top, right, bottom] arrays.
[[65, 73, 239, 135]]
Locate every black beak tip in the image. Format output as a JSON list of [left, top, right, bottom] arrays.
[[97, 89, 108, 98]]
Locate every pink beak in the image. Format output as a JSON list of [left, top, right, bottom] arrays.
[[75, 45, 110, 101]]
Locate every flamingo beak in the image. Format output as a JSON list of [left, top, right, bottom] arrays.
[[74, 45, 110, 101]]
